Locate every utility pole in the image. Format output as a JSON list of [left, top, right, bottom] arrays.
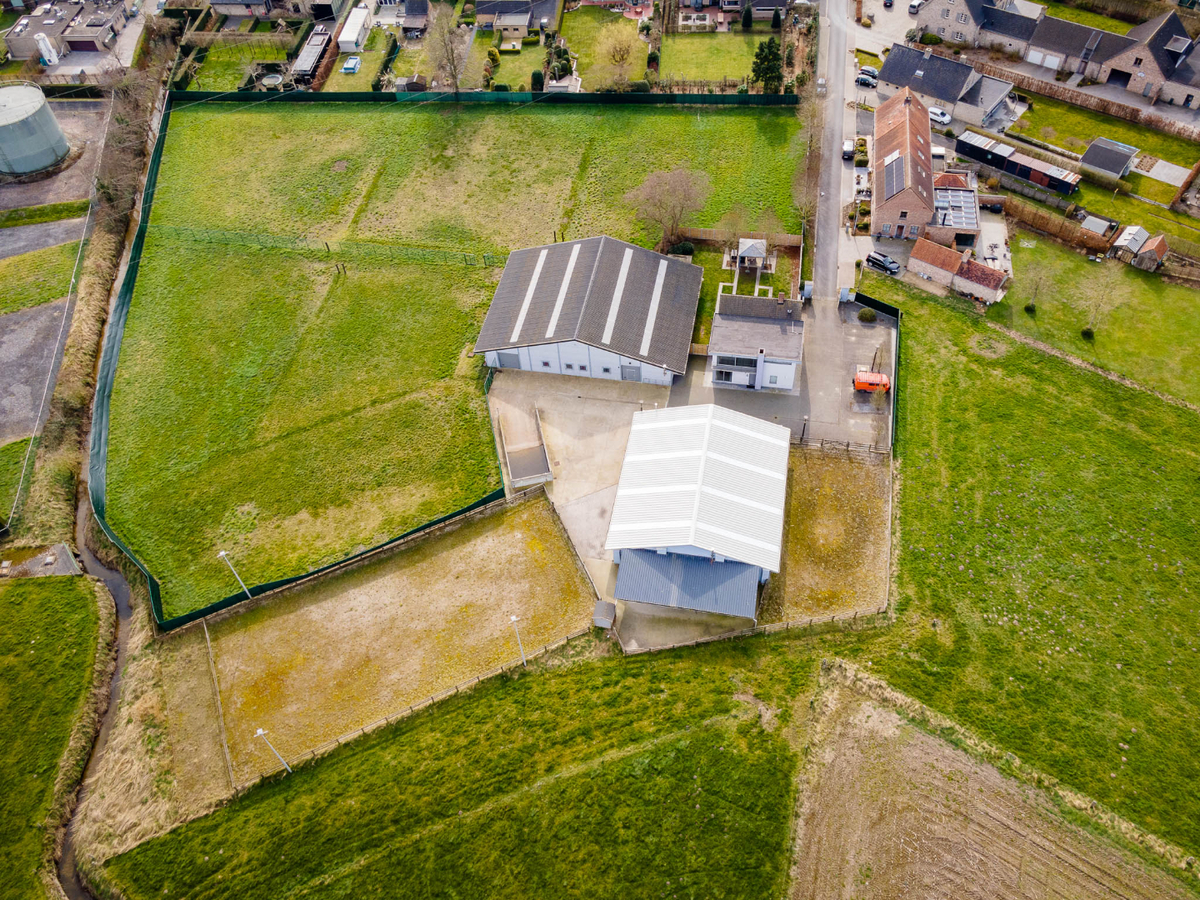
[[218, 550, 252, 600], [255, 728, 292, 774], [511, 615, 527, 667]]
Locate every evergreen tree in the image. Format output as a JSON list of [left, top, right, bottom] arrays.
[[751, 36, 783, 93], [771, 6, 781, 29], [741, 4, 753, 31]]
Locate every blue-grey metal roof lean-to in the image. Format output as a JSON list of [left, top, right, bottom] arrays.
[[614, 550, 760, 620]]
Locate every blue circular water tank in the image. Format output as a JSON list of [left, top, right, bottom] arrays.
[[0, 83, 71, 175]]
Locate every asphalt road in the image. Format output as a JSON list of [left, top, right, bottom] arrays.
[[0, 218, 87, 261], [815, 0, 849, 301]]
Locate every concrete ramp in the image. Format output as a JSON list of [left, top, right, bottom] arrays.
[[496, 404, 552, 489]]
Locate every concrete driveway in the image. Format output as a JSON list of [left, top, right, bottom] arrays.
[[850, 2, 911, 56], [0, 298, 71, 445], [0, 220, 86, 260]]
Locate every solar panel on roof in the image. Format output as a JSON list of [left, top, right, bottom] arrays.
[[884, 156, 905, 200]]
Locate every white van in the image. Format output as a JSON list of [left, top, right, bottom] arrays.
[[909, 0, 925, 13]]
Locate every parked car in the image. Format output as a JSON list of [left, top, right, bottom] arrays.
[[883, 0, 893, 7], [865, 251, 901, 275], [853, 371, 891, 392], [843, 139, 855, 160], [816, 77, 827, 94], [908, 0, 925, 12], [859, 65, 879, 78], [928, 106, 952, 126], [855, 73, 878, 88]]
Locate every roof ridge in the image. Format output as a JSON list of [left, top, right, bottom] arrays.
[[572, 235, 608, 342]]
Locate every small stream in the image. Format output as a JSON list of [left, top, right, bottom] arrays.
[[56, 493, 133, 900]]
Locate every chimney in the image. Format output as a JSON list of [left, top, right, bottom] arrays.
[[923, 48, 932, 60]]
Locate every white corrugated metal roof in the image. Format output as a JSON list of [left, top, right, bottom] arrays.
[[604, 404, 791, 572]]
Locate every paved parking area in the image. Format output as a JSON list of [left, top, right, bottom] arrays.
[[0, 219, 86, 260], [0, 298, 71, 444], [670, 299, 896, 448]]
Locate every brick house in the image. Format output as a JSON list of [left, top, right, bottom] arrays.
[[872, 89, 935, 241]]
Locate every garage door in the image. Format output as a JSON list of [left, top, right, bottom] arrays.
[[496, 351, 520, 369], [1043, 54, 1062, 70], [620, 365, 641, 382], [1027, 49, 1043, 66]]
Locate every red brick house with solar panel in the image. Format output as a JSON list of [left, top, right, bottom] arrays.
[[872, 89, 936, 241]]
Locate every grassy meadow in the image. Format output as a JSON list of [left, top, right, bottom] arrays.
[[0, 241, 80, 315], [990, 230, 1200, 404], [560, 6, 645, 87], [0, 200, 89, 230], [0, 577, 98, 900], [103, 641, 806, 899], [107, 241, 501, 618]]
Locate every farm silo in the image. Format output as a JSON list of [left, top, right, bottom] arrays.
[[0, 83, 70, 176]]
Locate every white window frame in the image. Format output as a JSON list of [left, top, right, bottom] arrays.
[[881, 223, 893, 236], [937, 26, 945, 35], [956, 10, 968, 22], [953, 30, 965, 40]]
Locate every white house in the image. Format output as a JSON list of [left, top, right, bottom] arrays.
[[474, 236, 702, 385], [338, 5, 372, 52], [707, 293, 804, 392], [605, 404, 791, 622]]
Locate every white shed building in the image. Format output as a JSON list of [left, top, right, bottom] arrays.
[[605, 404, 791, 621], [339, 5, 372, 52], [474, 236, 702, 386]]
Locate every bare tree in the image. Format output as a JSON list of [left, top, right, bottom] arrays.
[[427, 3, 463, 93], [595, 21, 639, 89], [625, 168, 711, 249]]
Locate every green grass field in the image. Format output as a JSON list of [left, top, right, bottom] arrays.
[[0, 241, 79, 315], [661, 32, 761, 81], [1038, 2, 1134, 33], [987, 230, 1200, 404], [1072, 181, 1200, 247], [1010, 95, 1200, 167], [0, 200, 89, 230], [187, 42, 289, 91], [0, 577, 98, 900], [101, 263, 1200, 893], [560, 6, 644, 87], [103, 641, 805, 899], [108, 242, 501, 618], [110, 104, 805, 617], [1125, 171, 1179, 204]]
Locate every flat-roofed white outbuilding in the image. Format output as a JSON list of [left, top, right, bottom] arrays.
[[604, 404, 791, 621]]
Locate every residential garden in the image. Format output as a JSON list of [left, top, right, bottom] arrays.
[[659, 32, 760, 81]]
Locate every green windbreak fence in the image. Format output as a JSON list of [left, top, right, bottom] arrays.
[[88, 93, 513, 632], [171, 89, 801, 106]]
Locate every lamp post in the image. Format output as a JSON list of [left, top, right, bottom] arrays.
[[511, 615, 527, 667], [802, 415, 809, 441], [218, 550, 252, 600], [255, 728, 291, 774]]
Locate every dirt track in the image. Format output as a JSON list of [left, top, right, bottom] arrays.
[[791, 687, 1194, 900]]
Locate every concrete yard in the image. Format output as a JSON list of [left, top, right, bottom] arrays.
[[0, 99, 110, 210], [0, 217, 87, 260], [0, 298, 71, 444]]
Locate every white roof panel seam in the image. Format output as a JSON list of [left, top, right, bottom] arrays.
[[638, 259, 669, 356], [700, 485, 782, 515], [509, 248, 548, 343], [545, 242, 581, 339], [601, 247, 634, 345], [705, 452, 788, 480]]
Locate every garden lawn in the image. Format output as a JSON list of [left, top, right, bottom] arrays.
[[0, 437, 33, 522], [560, 5, 643, 87], [857, 272, 1200, 855], [855, 48, 881, 69], [691, 248, 727, 343], [103, 641, 807, 899], [987, 230, 1200, 405], [187, 42, 289, 91], [107, 240, 501, 618], [661, 31, 761, 81], [323, 28, 389, 91], [1009, 94, 1200, 167], [1037, 1, 1134, 34], [0, 577, 98, 900], [390, 35, 430, 78], [1072, 181, 1200, 247], [463, 30, 540, 89], [1125, 171, 1178, 205], [0, 241, 79, 315]]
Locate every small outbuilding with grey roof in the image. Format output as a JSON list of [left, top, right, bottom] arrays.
[[474, 236, 702, 385], [1080, 137, 1139, 180], [605, 404, 791, 622]]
